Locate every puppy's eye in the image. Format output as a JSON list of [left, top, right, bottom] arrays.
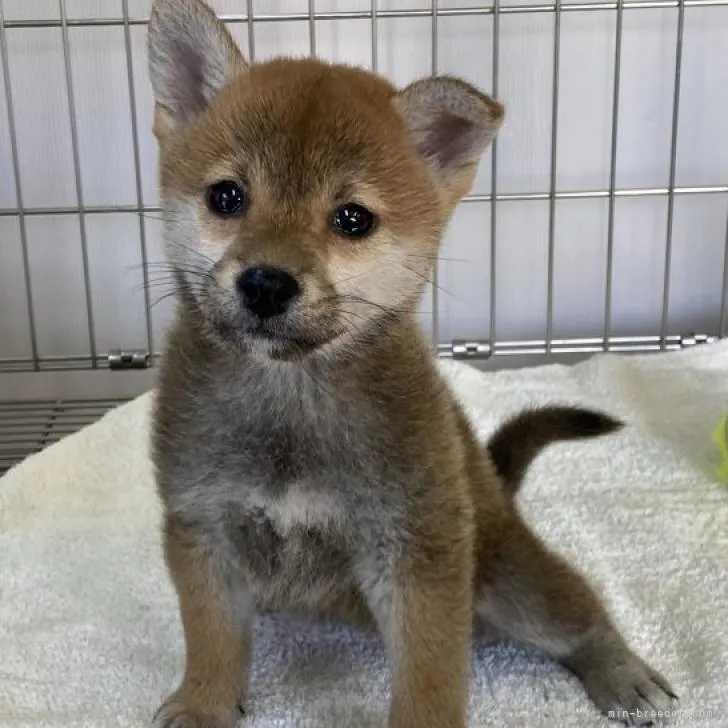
[[331, 203, 377, 239], [206, 181, 247, 217]]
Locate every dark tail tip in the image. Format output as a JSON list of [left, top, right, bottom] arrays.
[[560, 408, 624, 437], [487, 406, 623, 496]]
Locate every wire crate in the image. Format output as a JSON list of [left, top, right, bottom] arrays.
[[1, 0, 727, 474]]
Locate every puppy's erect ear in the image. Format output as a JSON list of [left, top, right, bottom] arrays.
[[394, 76, 504, 201], [148, 0, 247, 138]]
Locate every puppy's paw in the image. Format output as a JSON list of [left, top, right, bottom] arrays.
[[151, 694, 243, 728], [568, 637, 677, 725]]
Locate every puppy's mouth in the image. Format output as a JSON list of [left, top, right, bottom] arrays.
[[245, 323, 325, 357], [209, 299, 343, 359]]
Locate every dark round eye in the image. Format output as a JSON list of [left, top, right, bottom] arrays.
[[206, 180, 246, 217], [331, 203, 377, 239]]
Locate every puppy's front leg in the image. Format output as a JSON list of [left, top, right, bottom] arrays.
[[360, 509, 475, 728], [154, 516, 253, 728]]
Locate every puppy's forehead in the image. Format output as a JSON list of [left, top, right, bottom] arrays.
[[243, 59, 398, 121], [181, 60, 415, 193]]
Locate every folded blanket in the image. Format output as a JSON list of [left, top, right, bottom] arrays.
[[1, 342, 727, 727]]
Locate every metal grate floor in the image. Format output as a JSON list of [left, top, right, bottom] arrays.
[[0, 399, 127, 476]]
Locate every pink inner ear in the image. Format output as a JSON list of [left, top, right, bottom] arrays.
[[418, 112, 479, 170]]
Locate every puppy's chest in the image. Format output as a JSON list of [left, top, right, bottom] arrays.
[[159, 386, 404, 607], [234, 485, 354, 610], [242, 482, 344, 535], [216, 406, 390, 500]]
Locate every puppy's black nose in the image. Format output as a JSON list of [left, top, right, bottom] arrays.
[[237, 266, 300, 319]]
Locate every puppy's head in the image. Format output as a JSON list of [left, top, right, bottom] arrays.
[[148, 0, 503, 360]]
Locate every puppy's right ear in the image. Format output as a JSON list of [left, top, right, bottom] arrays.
[[148, 0, 247, 139]]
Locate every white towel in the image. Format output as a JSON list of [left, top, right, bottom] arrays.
[[1, 343, 727, 728]]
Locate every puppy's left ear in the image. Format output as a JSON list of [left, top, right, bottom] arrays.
[[394, 76, 504, 202]]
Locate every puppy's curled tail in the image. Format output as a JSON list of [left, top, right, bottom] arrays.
[[486, 406, 623, 496]]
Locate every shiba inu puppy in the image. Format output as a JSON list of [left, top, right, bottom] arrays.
[[147, 1, 676, 726]]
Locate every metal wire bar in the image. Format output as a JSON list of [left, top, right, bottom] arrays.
[[0, 0, 40, 370], [437, 333, 716, 358], [308, 0, 316, 57], [660, 0, 686, 348], [494, 333, 716, 353], [603, 0, 624, 351], [545, 0, 562, 353], [59, 0, 98, 367], [3, 0, 728, 29], [2, 184, 727, 219], [431, 0, 439, 350], [371, 0, 378, 72], [472, 185, 728, 200], [721, 203, 728, 337], [0, 398, 124, 410], [122, 0, 154, 364], [0, 416, 106, 427], [0, 185, 728, 217], [246, 0, 256, 61], [490, 0, 500, 347], [0, 355, 110, 372]]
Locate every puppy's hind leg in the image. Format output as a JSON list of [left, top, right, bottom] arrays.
[[475, 514, 677, 726]]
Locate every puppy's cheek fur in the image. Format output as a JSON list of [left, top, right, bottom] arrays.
[[163, 199, 215, 266], [329, 237, 436, 316], [162, 198, 241, 303]]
